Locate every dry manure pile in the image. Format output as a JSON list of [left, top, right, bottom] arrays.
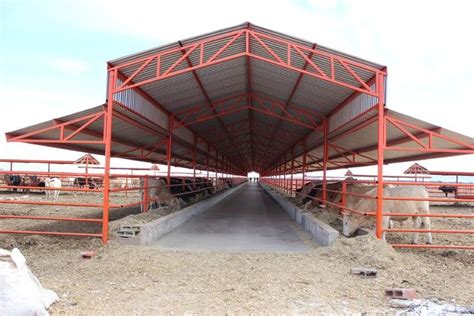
[[321, 234, 400, 269]]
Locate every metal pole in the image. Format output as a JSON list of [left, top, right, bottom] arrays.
[[143, 176, 149, 213], [322, 118, 329, 206], [167, 116, 173, 188], [215, 152, 218, 190], [341, 181, 347, 213], [376, 73, 386, 239], [302, 139, 306, 186], [85, 162, 89, 188], [206, 144, 210, 180], [193, 135, 197, 189], [102, 69, 114, 244], [290, 147, 294, 196]]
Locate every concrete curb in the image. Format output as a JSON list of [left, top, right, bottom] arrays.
[[137, 182, 246, 246], [260, 183, 339, 246]]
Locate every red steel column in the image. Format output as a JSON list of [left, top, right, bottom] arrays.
[[193, 135, 197, 189], [280, 163, 283, 189], [302, 139, 307, 185], [322, 118, 329, 206], [376, 74, 386, 239], [279, 164, 282, 190], [290, 147, 295, 195], [102, 69, 115, 244], [215, 152, 218, 190], [284, 156, 288, 194], [167, 116, 173, 188], [206, 144, 210, 180]]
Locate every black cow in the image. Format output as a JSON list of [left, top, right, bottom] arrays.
[[73, 177, 97, 189], [3, 175, 23, 192], [161, 177, 215, 204], [438, 185, 457, 197]]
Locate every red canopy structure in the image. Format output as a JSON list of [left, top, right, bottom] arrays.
[[5, 22, 474, 241], [73, 153, 100, 166], [404, 163, 430, 175]]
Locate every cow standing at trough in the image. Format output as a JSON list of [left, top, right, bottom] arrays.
[[342, 186, 433, 244], [140, 178, 180, 212], [295, 180, 376, 212]]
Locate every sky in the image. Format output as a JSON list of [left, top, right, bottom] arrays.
[[0, 0, 473, 178]]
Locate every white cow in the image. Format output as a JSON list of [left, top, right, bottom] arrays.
[[44, 178, 62, 203], [140, 178, 180, 212], [342, 186, 433, 244]]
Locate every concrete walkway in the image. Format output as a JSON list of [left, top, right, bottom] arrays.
[[154, 183, 311, 252]]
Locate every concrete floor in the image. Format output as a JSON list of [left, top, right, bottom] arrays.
[[154, 183, 312, 252]]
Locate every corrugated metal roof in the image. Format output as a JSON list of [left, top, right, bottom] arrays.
[[295, 108, 474, 171], [109, 22, 384, 70]]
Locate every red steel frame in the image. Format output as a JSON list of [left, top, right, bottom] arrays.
[[4, 26, 474, 249]]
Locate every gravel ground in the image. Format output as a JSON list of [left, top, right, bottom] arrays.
[[0, 189, 473, 314]]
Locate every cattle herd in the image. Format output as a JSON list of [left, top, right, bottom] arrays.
[[2, 174, 63, 202], [295, 180, 433, 244], [2, 174, 239, 209], [140, 177, 236, 212]]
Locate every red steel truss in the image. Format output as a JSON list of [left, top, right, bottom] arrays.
[[111, 29, 383, 96]]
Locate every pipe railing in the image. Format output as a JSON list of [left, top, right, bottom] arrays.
[[261, 176, 474, 250], [1, 168, 246, 239]]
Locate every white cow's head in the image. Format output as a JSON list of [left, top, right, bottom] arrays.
[[342, 212, 367, 237]]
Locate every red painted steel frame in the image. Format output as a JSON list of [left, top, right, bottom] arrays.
[[7, 24, 474, 250], [376, 73, 385, 239], [110, 29, 384, 96]]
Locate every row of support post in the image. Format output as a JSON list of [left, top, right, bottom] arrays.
[[101, 71, 242, 244], [103, 70, 385, 244], [262, 78, 385, 239]]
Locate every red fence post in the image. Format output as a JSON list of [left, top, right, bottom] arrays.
[[167, 116, 173, 189], [302, 139, 306, 185], [341, 181, 347, 213], [323, 118, 329, 206], [376, 73, 386, 239], [206, 144, 210, 180], [143, 176, 149, 213], [193, 135, 197, 189], [215, 152, 219, 190], [101, 69, 115, 244]]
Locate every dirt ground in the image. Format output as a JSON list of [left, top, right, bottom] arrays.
[[0, 189, 473, 314]]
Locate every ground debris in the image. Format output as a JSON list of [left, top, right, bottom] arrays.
[[350, 267, 377, 277]]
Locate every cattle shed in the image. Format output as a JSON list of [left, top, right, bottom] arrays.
[[4, 22, 474, 245]]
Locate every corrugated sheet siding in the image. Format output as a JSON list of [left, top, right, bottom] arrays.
[[328, 84, 378, 132], [113, 78, 168, 129]]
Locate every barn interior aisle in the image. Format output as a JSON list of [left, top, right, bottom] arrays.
[[154, 182, 311, 252]]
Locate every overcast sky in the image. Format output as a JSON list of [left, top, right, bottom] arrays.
[[0, 0, 473, 177]]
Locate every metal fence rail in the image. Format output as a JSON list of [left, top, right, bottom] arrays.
[[0, 165, 245, 241], [262, 176, 474, 250]]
